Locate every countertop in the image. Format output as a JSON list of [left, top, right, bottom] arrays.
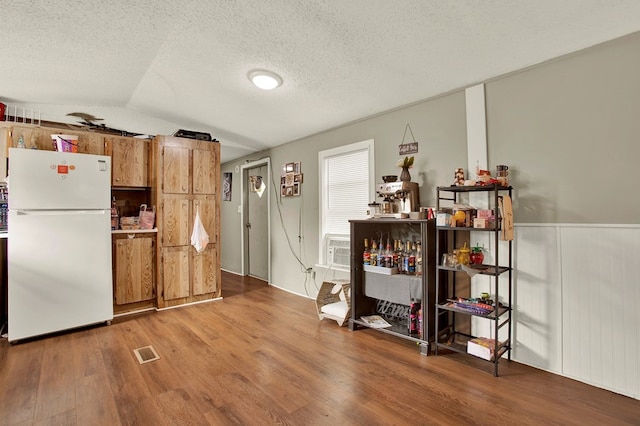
[[112, 228, 158, 234]]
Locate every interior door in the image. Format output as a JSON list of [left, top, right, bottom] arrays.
[[247, 165, 268, 281]]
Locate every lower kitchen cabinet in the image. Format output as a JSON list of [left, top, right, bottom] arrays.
[[112, 230, 156, 314]]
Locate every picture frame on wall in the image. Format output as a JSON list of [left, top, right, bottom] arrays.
[[293, 182, 300, 196], [222, 172, 232, 201]]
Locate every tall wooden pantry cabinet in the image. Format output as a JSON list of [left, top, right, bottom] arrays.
[[152, 135, 221, 308]]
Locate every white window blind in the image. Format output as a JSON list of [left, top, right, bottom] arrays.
[[319, 139, 374, 265], [325, 149, 370, 235]]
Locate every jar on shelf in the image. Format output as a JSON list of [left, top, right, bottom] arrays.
[[457, 243, 471, 265], [470, 243, 485, 265]]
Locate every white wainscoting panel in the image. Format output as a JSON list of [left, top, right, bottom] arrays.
[[510, 224, 640, 400], [511, 225, 563, 374], [559, 226, 640, 399]]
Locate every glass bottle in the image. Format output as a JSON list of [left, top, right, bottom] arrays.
[[370, 240, 378, 266], [415, 242, 423, 276], [397, 240, 404, 273], [405, 240, 415, 275], [385, 239, 393, 269], [409, 298, 421, 335], [363, 238, 371, 265], [410, 242, 417, 275], [110, 196, 119, 230], [392, 239, 399, 271]]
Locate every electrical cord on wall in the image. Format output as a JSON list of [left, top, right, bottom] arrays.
[[266, 158, 315, 297]]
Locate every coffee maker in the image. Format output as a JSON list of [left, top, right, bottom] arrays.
[[375, 181, 420, 217]]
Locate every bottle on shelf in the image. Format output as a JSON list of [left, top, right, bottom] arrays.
[[377, 237, 386, 267], [397, 240, 404, 273], [470, 243, 485, 265], [405, 240, 415, 275], [110, 196, 119, 230], [409, 298, 421, 335], [409, 241, 417, 275], [363, 238, 371, 265], [415, 242, 423, 276], [392, 239, 400, 272], [385, 238, 393, 268], [370, 239, 378, 266]]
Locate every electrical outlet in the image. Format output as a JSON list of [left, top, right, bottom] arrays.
[[237, 205, 241, 213]]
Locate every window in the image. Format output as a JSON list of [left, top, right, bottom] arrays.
[[319, 139, 374, 265]]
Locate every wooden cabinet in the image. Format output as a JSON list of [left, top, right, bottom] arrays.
[[349, 219, 438, 354], [112, 231, 156, 314], [2, 124, 105, 154], [152, 135, 220, 308], [104, 136, 149, 187]]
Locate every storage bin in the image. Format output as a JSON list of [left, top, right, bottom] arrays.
[[51, 134, 78, 153]]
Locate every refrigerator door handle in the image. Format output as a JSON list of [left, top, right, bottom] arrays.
[[14, 209, 109, 216]]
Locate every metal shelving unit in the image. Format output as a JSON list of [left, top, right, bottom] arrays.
[[434, 184, 513, 376]]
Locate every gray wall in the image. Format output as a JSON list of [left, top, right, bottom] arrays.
[[221, 31, 640, 295], [487, 32, 640, 223], [220, 92, 467, 294]]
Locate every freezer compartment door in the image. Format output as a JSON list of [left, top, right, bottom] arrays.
[[8, 209, 113, 342], [8, 148, 111, 210]]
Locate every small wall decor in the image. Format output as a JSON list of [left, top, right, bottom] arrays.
[[222, 172, 232, 201], [281, 161, 303, 197], [398, 123, 419, 155], [249, 175, 266, 197]]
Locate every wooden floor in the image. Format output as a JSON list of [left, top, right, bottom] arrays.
[[1, 271, 638, 425]]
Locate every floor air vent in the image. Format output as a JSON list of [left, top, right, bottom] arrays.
[[133, 346, 160, 364]]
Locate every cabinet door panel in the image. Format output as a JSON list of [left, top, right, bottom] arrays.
[[162, 247, 190, 300], [192, 246, 217, 296], [163, 146, 190, 193], [193, 198, 217, 244], [9, 126, 55, 150], [161, 199, 190, 246], [77, 133, 105, 155], [108, 136, 148, 186], [193, 148, 216, 194], [114, 236, 154, 305]]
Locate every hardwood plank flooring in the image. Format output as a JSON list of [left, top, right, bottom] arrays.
[[1, 271, 638, 425]]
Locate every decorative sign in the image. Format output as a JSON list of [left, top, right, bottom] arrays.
[[399, 142, 418, 155], [280, 162, 302, 197]]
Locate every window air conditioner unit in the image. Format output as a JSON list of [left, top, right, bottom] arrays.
[[325, 236, 350, 268]]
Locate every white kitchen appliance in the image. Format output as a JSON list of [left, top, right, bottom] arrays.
[[8, 148, 113, 342]]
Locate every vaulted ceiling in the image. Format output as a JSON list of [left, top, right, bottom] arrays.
[[2, 1, 640, 163]]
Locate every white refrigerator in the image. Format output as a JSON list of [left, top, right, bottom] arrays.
[[8, 148, 113, 342]]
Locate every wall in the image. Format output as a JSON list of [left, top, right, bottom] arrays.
[[220, 32, 640, 398], [220, 92, 467, 296], [486, 32, 640, 224]]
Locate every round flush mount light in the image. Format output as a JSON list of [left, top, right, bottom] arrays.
[[248, 69, 283, 90]]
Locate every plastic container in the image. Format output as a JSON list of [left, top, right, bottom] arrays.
[[51, 134, 78, 153]]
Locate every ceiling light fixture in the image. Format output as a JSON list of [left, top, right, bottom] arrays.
[[248, 70, 283, 90]]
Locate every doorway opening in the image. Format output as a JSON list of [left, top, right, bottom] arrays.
[[240, 158, 271, 284]]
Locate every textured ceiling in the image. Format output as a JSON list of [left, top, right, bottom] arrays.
[[2, 1, 640, 163]]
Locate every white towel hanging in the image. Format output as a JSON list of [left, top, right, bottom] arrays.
[[190, 205, 209, 253]]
